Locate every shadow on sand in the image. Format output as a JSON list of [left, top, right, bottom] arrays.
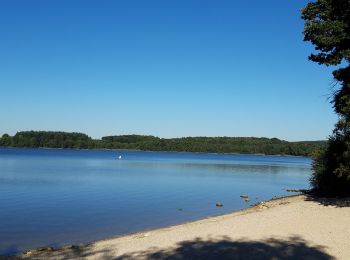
[[304, 193, 350, 208], [114, 236, 333, 260], [24, 235, 334, 260]]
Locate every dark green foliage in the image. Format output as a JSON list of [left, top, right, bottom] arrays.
[[311, 121, 350, 195], [302, 0, 350, 66], [101, 135, 160, 149], [302, 0, 350, 195], [2, 131, 93, 149], [0, 131, 326, 156], [0, 134, 12, 146]]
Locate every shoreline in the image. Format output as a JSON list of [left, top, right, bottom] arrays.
[[0, 146, 311, 158], [12, 194, 297, 257], [17, 194, 350, 259]]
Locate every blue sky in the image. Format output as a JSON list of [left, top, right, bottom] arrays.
[[0, 0, 338, 141]]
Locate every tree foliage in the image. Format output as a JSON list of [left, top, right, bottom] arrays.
[[302, 0, 350, 195], [2, 131, 93, 149], [302, 0, 350, 66], [0, 131, 325, 157]]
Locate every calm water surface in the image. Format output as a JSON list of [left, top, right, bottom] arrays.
[[0, 148, 311, 255]]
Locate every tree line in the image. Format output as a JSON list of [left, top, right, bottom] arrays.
[[0, 131, 325, 156]]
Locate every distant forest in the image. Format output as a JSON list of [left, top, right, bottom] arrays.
[[0, 131, 326, 156]]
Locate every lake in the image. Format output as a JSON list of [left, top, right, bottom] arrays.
[[0, 147, 311, 255]]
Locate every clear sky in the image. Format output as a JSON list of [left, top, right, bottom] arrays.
[[0, 0, 339, 141]]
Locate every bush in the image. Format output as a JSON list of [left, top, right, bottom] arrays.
[[311, 121, 350, 196]]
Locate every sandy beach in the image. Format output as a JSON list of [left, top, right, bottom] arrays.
[[16, 195, 350, 259]]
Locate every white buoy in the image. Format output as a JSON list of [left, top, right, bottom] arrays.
[[118, 155, 122, 160]]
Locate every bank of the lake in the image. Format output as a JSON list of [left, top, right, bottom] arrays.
[[19, 195, 350, 259]]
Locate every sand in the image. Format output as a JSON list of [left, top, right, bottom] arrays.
[[20, 195, 350, 259]]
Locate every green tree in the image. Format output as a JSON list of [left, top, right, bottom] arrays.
[[0, 134, 12, 146], [302, 0, 350, 195]]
